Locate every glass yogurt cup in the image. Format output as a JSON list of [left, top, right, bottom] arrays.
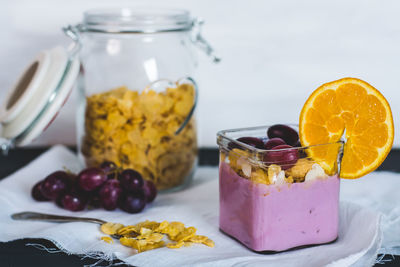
[[217, 125, 344, 252]]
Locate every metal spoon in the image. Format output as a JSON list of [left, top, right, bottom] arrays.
[[11, 211, 123, 239]]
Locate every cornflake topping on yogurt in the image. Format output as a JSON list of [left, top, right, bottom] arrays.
[[226, 125, 330, 186]]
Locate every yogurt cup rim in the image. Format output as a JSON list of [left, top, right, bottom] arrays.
[[216, 124, 345, 153]]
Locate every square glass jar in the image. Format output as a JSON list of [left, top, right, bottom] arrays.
[[217, 125, 344, 252]]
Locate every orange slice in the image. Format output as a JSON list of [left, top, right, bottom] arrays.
[[299, 78, 394, 179]]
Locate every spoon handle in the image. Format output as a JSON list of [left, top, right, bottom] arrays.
[[11, 211, 107, 225]]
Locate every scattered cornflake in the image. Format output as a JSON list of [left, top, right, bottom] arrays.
[[101, 220, 214, 253], [101, 222, 124, 235], [100, 236, 114, 244], [117, 225, 138, 236], [156, 221, 185, 240], [133, 220, 160, 232], [137, 228, 164, 243], [119, 236, 136, 248], [120, 237, 165, 253], [154, 221, 169, 233], [184, 242, 193, 247], [174, 226, 196, 242], [187, 235, 208, 243], [167, 241, 185, 249], [202, 238, 215, 247]]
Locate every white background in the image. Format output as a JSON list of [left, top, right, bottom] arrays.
[[0, 0, 399, 148]]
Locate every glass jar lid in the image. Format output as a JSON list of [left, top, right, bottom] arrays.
[[63, 8, 221, 63], [0, 46, 80, 151], [79, 8, 194, 33]]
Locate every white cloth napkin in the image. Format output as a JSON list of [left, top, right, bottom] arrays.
[[0, 145, 398, 267]]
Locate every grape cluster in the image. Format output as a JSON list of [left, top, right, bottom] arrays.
[[31, 161, 157, 213], [230, 124, 302, 169]]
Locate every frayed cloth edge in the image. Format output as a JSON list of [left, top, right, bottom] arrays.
[[24, 238, 128, 267]]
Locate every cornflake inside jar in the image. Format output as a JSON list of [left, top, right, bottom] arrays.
[[82, 83, 197, 190]]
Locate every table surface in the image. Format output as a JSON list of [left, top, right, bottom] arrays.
[[0, 147, 399, 266]]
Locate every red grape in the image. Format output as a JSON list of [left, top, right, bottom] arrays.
[[40, 171, 70, 200], [60, 193, 87, 211], [119, 169, 144, 192], [100, 161, 118, 179], [264, 137, 286, 150], [263, 144, 299, 170], [229, 137, 264, 150], [99, 180, 122, 210], [143, 180, 157, 203], [31, 181, 50, 201], [65, 172, 78, 184], [267, 124, 299, 146], [30, 163, 152, 214], [119, 190, 146, 213], [78, 168, 107, 192]]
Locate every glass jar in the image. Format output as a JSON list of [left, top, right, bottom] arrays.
[[217, 125, 344, 252], [63, 8, 218, 191]]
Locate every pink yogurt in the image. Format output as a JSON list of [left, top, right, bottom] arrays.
[[219, 162, 340, 252]]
